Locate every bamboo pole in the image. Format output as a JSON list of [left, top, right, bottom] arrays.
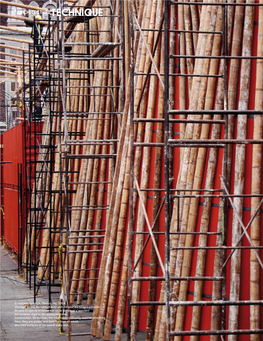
[[178, 3, 187, 160], [226, 0, 245, 190], [123, 0, 130, 85], [114, 228, 130, 340], [228, 3, 254, 340], [133, 0, 146, 65], [0, 44, 28, 52], [189, 9, 223, 340], [71, 59, 87, 193], [67, 57, 101, 278], [156, 7, 212, 338], [172, 10, 222, 340], [184, 2, 194, 94], [90, 81, 130, 337], [69, 123, 98, 298], [114, 11, 156, 339], [157, 2, 221, 339], [0, 77, 14, 83], [0, 51, 28, 59], [131, 0, 161, 336], [23, 0, 96, 279], [145, 33, 165, 341], [25, 17, 86, 277], [209, 62, 225, 341], [0, 0, 48, 12], [37, 28, 86, 281], [86, 87, 113, 307], [107, 14, 163, 333], [0, 64, 25, 71], [0, 36, 31, 44], [190, 2, 199, 53], [71, 62, 109, 304], [85, 1, 122, 308], [94, 107, 130, 337], [0, 13, 49, 25], [91, 1, 150, 335], [0, 69, 17, 75], [0, 60, 24, 66], [69, 9, 112, 302], [250, 2, 263, 338], [103, 150, 131, 340], [0, 25, 30, 34], [173, 0, 216, 311], [154, 5, 176, 339]]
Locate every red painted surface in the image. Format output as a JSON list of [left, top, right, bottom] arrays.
[[0, 134, 3, 239], [1, 122, 42, 253], [2, 124, 24, 252]]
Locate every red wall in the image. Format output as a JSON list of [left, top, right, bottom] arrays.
[[0, 134, 3, 239], [1, 121, 42, 254], [2, 123, 24, 252]]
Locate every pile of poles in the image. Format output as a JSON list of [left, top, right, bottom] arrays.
[[20, 0, 263, 339]]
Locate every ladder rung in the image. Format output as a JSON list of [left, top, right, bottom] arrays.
[[68, 250, 103, 254], [63, 154, 116, 159]]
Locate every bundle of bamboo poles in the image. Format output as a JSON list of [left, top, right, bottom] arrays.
[[22, 0, 122, 293], [68, 1, 120, 306], [90, 1, 168, 339], [90, 1, 263, 340], [20, 0, 263, 339]]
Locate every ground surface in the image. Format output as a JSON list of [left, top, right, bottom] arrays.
[[0, 245, 145, 341]]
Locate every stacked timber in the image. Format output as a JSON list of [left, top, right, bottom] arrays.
[[22, 0, 122, 299], [20, 0, 263, 339], [90, 1, 263, 340]]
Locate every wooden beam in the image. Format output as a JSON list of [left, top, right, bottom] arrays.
[[0, 65, 20, 70], [0, 44, 28, 52], [0, 69, 17, 75], [0, 0, 48, 12], [0, 25, 30, 34], [0, 77, 13, 84], [0, 64, 27, 70], [0, 36, 31, 44], [0, 60, 24, 66], [0, 51, 28, 59], [0, 13, 47, 26]]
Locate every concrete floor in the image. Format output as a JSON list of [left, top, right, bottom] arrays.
[[0, 245, 146, 341]]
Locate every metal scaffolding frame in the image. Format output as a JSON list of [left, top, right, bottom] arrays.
[[127, 0, 263, 340], [57, 0, 124, 338], [22, 15, 63, 303], [13, 0, 263, 339]]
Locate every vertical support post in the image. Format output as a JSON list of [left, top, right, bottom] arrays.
[[20, 163, 23, 275], [23, 50, 29, 284], [110, 2, 115, 177], [58, 1, 71, 338], [164, 0, 171, 340], [17, 163, 20, 274], [48, 13, 52, 306], [119, 0, 125, 113], [32, 16, 38, 303], [221, 4, 229, 339], [127, 0, 134, 339], [28, 42, 32, 291]]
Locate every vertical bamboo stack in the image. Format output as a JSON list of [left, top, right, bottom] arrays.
[[250, 1, 263, 339], [90, 0, 263, 339]]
